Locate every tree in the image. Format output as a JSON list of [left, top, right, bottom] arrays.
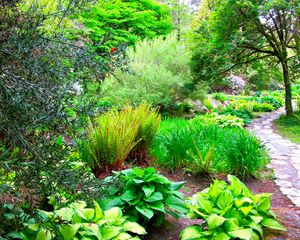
[[76, 0, 173, 52], [192, 0, 299, 116]]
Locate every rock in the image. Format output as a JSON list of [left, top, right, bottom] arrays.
[[193, 100, 209, 113]]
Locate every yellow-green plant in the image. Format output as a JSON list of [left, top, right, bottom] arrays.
[[128, 102, 161, 162], [230, 100, 254, 112], [79, 109, 140, 177], [79, 103, 160, 177]]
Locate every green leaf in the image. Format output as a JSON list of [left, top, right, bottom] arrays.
[[257, 196, 271, 211], [93, 201, 104, 220], [240, 206, 253, 216], [101, 226, 121, 239], [135, 206, 154, 219], [104, 207, 122, 220], [229, 229, 253, 240], [169, 181, 185, 191], [144, 191, 163, 202], [121, 190, 136, 202], [261, 218, 286, 231], [147, 201, 165, 212], [214, 232, 230, 240], [142, 185, 155, 197], [59, 224, 80, 240], [207, 214, 226, 230], [36, 229, 52, 240], [225, 218, 240, 231], [55, 207, 74, 221], [195, 195, 213, 214], [217, 190, 233, 210], [250, 216, 263, 224], [180, 225, 203, 240], [123, 221, 147, 234], [166, 195, 188, 214], [77, 208, 95, 221], [227, 175, 243, 196]]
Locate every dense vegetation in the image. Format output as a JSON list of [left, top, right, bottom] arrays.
[[0, 0, 298, 239]]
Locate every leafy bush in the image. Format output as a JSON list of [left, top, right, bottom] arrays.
[[191, 113, 244, 128], [230, 100, 255, 112], [253, 102, 275, 112], [104, 167, 187, 227], [21, 201, 146, 239], [151, 121, 269, 177], [256, 96, 283, 110], [102, 36, 205, 113], [181, 175, 286, 240], [79, 103, 160, 177], [217, 107, 253, 125], [212, 92, 227, 103]]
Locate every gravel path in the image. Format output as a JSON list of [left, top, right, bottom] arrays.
[[248, 109, 300, 207]]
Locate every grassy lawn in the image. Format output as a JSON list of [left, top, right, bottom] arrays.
[[274, 111, 300, 144]]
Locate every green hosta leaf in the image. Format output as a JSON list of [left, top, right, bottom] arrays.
[[36, 229, 52, 240], [93, 201, 104, 220], [135, 206, 154, 219], [195, 196, 213, 214], [123, 221, 147, 234], [144, 192, 163, 202], [166, 195, 188, 214], [229, 228, 253, 240], [180, 225, 203, 240], [77, 208, 95, 221], [257, 197, 271, 211], [217, 190, 233, 210], [113, 232, 133, 240], [59, 224, 80, 240], [133, 179, 145, 184], [240, 206, 253, 216], [225, 218, 240, 231], [250, 216, 263, 224], [261, 218, 286, 231], [248, 222, 263, 237], [142, 185, 155, 197], [55, 207, 74, 221], [101, 226, 121, 239], [169, 181, 185, 191], [147, 201, 165, 212], [132, 167, 144, 177], [227, 175, 243, 196], [121, 190, 136, 202], [104, 207, 122, 220], [214, 232, 230, 240], [234, 197, 253, 207], [207, 214, 226, 230]]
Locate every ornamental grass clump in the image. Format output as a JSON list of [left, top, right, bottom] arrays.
[[181, 175, 286, 240]]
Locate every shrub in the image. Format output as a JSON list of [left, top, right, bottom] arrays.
[[253, 102, 275, 112], [212, 92, 227, 103], [181, 175, 286, 240], [104, 167, 187, 227], [217, 107, 253, 125], [202, 98, 214, 110], [191, 113, 244, 128], [79, 103, 160, 177], [151, 121, 269, 177], [21, 201, 146, 239], [102, 36, 206, 113], [255, 96, 283, 109], [230, 100, 255, 112]]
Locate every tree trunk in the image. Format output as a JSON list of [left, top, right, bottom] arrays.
[[281, 60, 293, 116]]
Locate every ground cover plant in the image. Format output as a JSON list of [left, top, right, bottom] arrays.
[[274, 112, 300, 144], [192, 113, 244, 128], [20, 201, 146, 240], [181, 175, 286, 240], [103, 167, 187, 227], [151, 119, 269, 178]]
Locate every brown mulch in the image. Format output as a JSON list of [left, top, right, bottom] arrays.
[[145, 170, 300, 240]]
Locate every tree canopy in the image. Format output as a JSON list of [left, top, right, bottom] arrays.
[[192, 0, 299, 115]]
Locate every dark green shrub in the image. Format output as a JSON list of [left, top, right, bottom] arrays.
[[212, 92, 227, 103], [104, 167, 187, 227], [181, 175, 286, 240], [256, 96, 283, 109]]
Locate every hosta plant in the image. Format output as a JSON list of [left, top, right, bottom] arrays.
[[20, 201, 146, 240], [105, 167, 187, 227], [191, 113, 244, 128], [181, 175, 286, 240]]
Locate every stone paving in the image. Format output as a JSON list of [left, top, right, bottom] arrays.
[[248, 109, 300, 207]]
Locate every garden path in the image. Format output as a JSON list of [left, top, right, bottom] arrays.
[[248, 109, 300, 207]]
